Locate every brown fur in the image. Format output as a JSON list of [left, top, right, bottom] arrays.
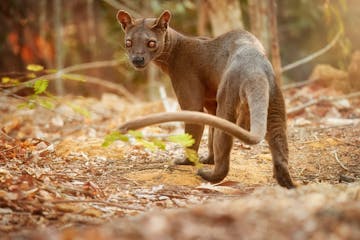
[[117, 10, 295, 188]]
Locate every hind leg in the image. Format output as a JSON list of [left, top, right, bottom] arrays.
[[198, 85, 236, 183], [200, 127, 214, 164], [266, 87, 296, 189], [198, 128, 233, 183], [201, 101, 217, 165]]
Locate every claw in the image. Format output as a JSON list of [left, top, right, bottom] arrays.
[[197, 169, 225, 183]]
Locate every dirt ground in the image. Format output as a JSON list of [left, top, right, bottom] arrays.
[[0, 83, 360, 239]]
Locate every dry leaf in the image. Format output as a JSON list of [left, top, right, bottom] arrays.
[[83, 207, 103, 217]]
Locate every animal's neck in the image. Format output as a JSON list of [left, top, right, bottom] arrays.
[[153, 28, 182, 73]]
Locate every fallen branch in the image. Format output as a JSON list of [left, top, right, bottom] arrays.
[[287, 91, 360, 115], [51, 199, 145, 211], [68, 74, 138, 103], [332, 150, 349, 171], [281, 30, 342, 73]]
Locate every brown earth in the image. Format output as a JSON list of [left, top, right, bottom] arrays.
[[0, 83, 360, 239]]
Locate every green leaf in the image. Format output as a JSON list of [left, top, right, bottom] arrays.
[[33, 79, 48, 95], [28, 102, 36, 109], [38, 98, 55, 110], [68, 103, 91, 118], [184, 148, 202, 168], [128, 130, 143, 139], [1, 77, 10, 83], [25, 81, 34, 88], [26, 73, 36, 79], [150, 138, 166, 150], [2, 77, 19, 85], [102, 131, 129, 147], [137, 139, 158, 152], [168, 133, 195, 147], [27, 64, 44, 72], [21, 101, 36, 109], [45, 69, 58, 74], [17, 102, 30, 109], [61, 74, 86, 82]]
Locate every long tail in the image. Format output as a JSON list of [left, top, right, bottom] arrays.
[[119, 111, 263, 145]]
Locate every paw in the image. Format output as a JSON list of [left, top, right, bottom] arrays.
[[200, 155, 214, 165], [174, 158, 195, 165], [197, 169, 224, 183], [273, 163, 297, 189], [197, 168, 212, 181]]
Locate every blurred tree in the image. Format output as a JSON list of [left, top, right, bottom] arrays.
[[200, 0, 244, 36], [0, 0, 358, 96], [269, 0, 282, 85], [248, 0, 270, 52], [247, 0, 282, 85], [54, 0, 64, 95]]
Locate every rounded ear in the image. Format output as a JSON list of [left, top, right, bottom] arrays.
[[152, 10, 171, 31], [117, 10, 134, 30]]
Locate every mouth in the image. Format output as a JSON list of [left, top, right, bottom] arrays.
[[132, 63, 147, 70]]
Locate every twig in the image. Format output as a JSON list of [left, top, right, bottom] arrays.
[[282, 78, 319, 91], [287, 91, 360, 115], [281, 30, 342, 73], [67, 74, 138, 103], [5, 59, 125, 96], [0, 146, 18, 153], [7, 94, 79, 120], [0, 152, 9, 161], [333, 137, 359, 148], [0, 128, 15, 140], [51, 199, 145, 211], [332, 150, 349, 171]]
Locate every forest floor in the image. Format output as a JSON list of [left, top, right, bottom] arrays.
[[1, 81, 360, 239]]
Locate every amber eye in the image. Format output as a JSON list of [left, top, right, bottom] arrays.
[[147, 40, 157, 48], [125, 40, 132, 48]]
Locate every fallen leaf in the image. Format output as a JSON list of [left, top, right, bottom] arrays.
[[83, 208, 103, 217], [0, 190, 18, 201], [196, 183, 242, 195]]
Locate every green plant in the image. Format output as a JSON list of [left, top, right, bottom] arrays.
[[2, 64, 90, 117], [102, 131, 202, 168]]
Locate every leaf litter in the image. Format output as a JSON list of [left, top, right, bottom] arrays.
[[0, 80, 359, 239]]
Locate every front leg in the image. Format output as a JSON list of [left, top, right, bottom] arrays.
[[175, 123, 204, 165], [170, 74, 205, 165]]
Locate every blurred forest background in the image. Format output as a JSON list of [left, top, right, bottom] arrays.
[[0, 0, 359, 99], [1, 2, 360, 237]]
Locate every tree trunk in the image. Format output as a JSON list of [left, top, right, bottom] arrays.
[[204, 0, 243, 36], [249, 0, 282, 85], [197, 0, 208, 36], [269, 0, 282, 86], [54, 0, 64, 95], [248, 0, 270, 53], [87, 0, 96, 61]]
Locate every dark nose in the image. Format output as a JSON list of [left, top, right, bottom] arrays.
[[132, 56, 145, 66]]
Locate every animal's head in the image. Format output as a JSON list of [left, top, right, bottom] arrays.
[[117, 10, 171, 70]]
